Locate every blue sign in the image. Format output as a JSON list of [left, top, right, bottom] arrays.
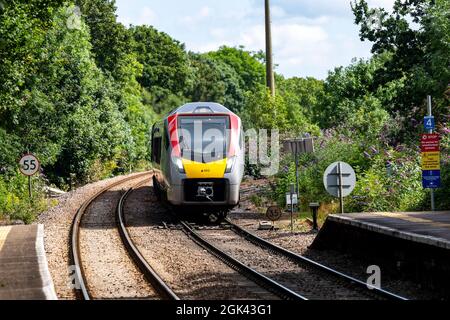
[[424, 116, 435, 131], [422, 170, 441, 189]]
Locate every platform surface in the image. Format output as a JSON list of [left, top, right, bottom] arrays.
[[328, 211, 450, 249], [0, 224, 57, 300]]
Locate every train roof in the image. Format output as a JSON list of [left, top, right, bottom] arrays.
[[169, 102, 236, 116]]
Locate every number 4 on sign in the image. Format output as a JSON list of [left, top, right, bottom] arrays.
[[424, 116, 435, 131]]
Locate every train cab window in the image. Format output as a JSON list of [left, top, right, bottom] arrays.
[[178, 116, 230, 163]]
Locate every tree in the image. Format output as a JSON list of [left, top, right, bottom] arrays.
[[207, 46, 266, 92], [186, 53, 245, 114], [129, 25, 191, 94], [242, 86, 288, 130], [352, 0, 450, 118], [76, 0, 131, 79]]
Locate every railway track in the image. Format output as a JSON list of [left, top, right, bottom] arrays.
[[116, 181, 179, 300], [70, 172, 408, 301], [180, 220, 306, 300], [70, 173, 176, 300], [224, 219, 408, 301], [179, 218, 408, 301]]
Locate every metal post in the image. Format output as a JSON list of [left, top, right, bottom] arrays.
[[265, 0, 275, 96], [428, 96, 436, 212], [295, 151, 299, 195], [338, 162, 344, 214], [28, 176, 32, 199], [290, 184, 295, 233], [312, 208, 318, 231]]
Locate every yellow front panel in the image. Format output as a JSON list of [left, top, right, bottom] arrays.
[[182, 159, 227, 179]]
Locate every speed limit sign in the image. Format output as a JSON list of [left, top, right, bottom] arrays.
[[19, 154, 40, 176]]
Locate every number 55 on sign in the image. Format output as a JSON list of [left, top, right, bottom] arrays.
[[19, 154, 40, 176]]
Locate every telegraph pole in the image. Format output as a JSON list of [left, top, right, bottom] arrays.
[[265, 0, 275, 96]]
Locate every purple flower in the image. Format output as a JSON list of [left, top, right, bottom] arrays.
[[370, 146, 379, 154], [363, 151, 372, 159], [443, 128, 450, 134]]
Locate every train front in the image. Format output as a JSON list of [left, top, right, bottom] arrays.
[[167, 104, 244, 217]]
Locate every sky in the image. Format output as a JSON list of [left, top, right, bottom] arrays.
[[115, 0, 396, 80]]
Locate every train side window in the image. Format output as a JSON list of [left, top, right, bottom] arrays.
[[153, 137, 162, 164], [164, 126, 170, 150]]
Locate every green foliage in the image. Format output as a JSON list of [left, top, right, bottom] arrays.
[[0, 173, 49, 223], [186, 53, 245, 114], [277, 77, 324, 120], [242, 86, 288, 130], [130, 25, 190, 93], [352, 0, 450, 119], [1, 0, 449, 223], [207, 46, 266, 92], [76, 0, 132, 81]]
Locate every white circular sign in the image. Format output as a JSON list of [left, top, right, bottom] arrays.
[[19, 154, 40, 176], [323, 162, 356, 198]]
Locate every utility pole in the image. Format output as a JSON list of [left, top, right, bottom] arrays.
[[265, 0, 275, 96]]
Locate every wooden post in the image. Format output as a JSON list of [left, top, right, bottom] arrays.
[[265, 0, 275, 96]]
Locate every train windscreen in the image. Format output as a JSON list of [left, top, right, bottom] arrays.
[[178, 116, 230, 163]]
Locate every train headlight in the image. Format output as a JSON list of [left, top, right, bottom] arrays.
[[225, 156, 237, 173], [174, 157, 185, 174]]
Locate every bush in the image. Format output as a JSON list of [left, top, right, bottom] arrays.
[[0, 173, 49, 223]]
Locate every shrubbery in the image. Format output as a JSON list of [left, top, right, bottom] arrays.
[[0, 0, 448, 222]]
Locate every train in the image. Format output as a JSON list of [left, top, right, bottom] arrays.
[[151, 102, 245, 222]]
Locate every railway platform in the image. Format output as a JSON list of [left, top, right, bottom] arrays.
[[0, 224, 57, 300], [312, 211, 450, 297]]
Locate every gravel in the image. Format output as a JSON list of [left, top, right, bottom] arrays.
[[37, 172, 151, 300], [124, 182, 277, 300], [229, 210, 440, 300], [79, 176, 157, 299], [198, 227, 374, 300]]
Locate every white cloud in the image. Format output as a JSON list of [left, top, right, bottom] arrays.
[[200, 6, 212, 18], [114, 0, 397, 79], [137, 7, 157, 25]]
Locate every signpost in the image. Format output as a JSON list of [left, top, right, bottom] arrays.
[[288, 184, 296, 233], [283, 137, 315, 194], [323, 162, 356, 214], [422, 96, 440, 211], [19, 153, 40, 198]]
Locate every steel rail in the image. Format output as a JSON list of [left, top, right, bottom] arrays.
[[117, 181, 180, 300], [179, 220, 307, 301], [70, 172, 151, 300], [225, 218, 408, 301]]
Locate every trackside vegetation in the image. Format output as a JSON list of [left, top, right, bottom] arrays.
[[0, 0, 448, 222]]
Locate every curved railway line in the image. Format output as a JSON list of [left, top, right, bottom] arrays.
[[70, 173, 408, 301], [70, 172, 173, 300]]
